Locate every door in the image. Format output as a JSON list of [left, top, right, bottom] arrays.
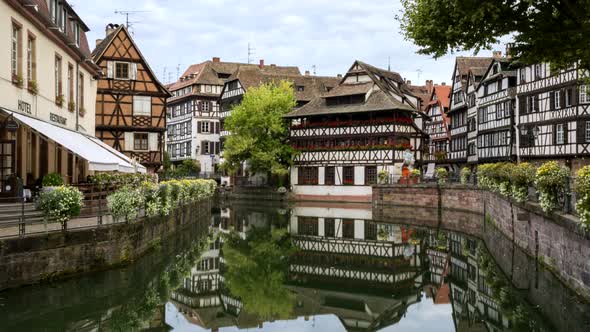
[[0, 140, 16, 196]]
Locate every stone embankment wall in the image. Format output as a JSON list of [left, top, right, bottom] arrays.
[[0, 200, 211, 291], [373, 184, 590, 301]]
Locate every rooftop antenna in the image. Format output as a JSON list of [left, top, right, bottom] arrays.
[[114, 10, 150, 29], [176, 64, 181, 80], [416, 69, 423, 83], [247, 42, 256, 64], [162, 66, 167, 83], [312, 65, 317, 75], [388, 56, 391, 71]]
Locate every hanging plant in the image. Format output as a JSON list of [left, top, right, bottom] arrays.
[[377, 169, 390, 184], [56, 94, 65, 107], [13, 74, 24, 87], [68, 100, 76, 113], [28, 80, 39, 95], [534, 161, 569, 213]]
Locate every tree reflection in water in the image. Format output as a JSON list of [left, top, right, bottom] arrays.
[[222, 227, 297, 320]]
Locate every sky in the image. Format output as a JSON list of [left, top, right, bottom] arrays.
[[70, 0, 507, 86]]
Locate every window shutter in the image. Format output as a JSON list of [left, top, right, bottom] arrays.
[[215, 142, 220, 154], [560, 89, 566, 107], [534, 95, 539, 112], [124, 132, 134, 151], [552, 125, 557, 145], [564, 124, 569, 144], [550, 92, 555, 111], [578, 121, 586, 143], [148, 133, 158, 151], [209, 141, 215, 155], [197, 121, 201, 133], [519, 97, 526, 115], [572, 87, 578, 105], [215, 122, 220, 134], [130, 63, 137, 80], [201, 141, 206, 155], [107, 61, 114, 78]]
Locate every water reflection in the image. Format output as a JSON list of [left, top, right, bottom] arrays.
[[1, 201, 589, 331]]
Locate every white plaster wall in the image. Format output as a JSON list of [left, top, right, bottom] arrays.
[[318, 166, 325, 185], [354, 166, 364, 185], [290, 166, 298, 185], [0, 2, 97, 134], [292, 185, 372, 198], [291, 205, 372, 220], [354, 219, 365, 239]]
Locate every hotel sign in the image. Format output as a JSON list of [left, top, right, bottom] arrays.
[[17, 100, 31, 114], [50, 113, 67, 126]]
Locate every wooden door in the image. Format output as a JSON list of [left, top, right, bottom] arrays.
[[0, 140, 16, 196]]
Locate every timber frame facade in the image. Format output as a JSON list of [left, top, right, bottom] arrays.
[[516, 62, 590, 172], [93, 24, 170, 173], [424, 84, 451, 162], [285, 61, 428, 201]]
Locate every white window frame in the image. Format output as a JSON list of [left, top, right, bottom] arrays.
[[586, 122, 590, 143], [201, 122, 210, 133], [580, 85, 590, 104], [566, 89, 572, 107], [133, 96, 152, 116], [11, 24, 19, 77], [530, 95, 536, 112], [554, 91, 561, 109], [556, 124, 564, 145]]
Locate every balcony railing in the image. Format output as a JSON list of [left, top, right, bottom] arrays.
[[291, 117, 414, 130]]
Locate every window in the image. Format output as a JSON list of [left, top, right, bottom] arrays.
[[296, 85, 305, 92], [79, 73, 84, 115], [365, 166, 377, 185], [67, 64, 74, 104], [55, 55, 62, 99], [520, 68, 527, 83], [580, 85, 590, 104], [343, 166, 355, 185], [297, 217, 319, 236], [11, 22, 21, 80], [115, 62, 130, 79], [325, 166, 335, 185], [201, 122, 210, 133], [133, 96, 152, 116], [134, 133, 148, 150], [566, 88, 573, 106], [26, 33, 35, 84], [554, 91, 561, 109], [202, 141, 210, 154], [71, 21, 80, 47], [556, 124, 565, 145], [534, 64, 542, 79], [342, 219, 355, 239], [586, 122, 590, 143], [298, 167, 318, 185], [530, 95, 536, 112], [324, 219, 335, 237]]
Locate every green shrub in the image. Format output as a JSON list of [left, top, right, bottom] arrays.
[[90, 173, 156, 187], [460, 167, 471, 184], [39, 186, 84, 222], [510, 163, 536, 203], [535, 161, 569, 213], [107, 188, 145, 221], [477, 163, 513, 197], [574, 166, 590, 230], [378, 170, 390, 184], [141, 181, 161, 218], [435, 168, 448, 185], [410, 168, 421, 178], [42, 173, 64, 187]]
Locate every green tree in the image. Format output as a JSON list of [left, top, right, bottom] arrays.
[[398, 0, 590, 70], [222, 227, 296, 320], [222, 81, 297, 176], [163, 151, 172, 171]]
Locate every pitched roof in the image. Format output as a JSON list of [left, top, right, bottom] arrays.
[[407, 84, 432, 113], [456, 57, 494, 76], [169, 61, 301, 91], [433, 85, 451, 109], [91, 25, 119, 60]]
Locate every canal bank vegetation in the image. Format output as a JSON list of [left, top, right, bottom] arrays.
[[107, 179, 217, 221]]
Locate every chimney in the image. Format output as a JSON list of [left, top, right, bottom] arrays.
[[305, 70, 310, 76], [337, 74, 342, 78], [212, 57, 221, 63], [505, 43, 515, 59], [95, 39, 103, 47], [105, 23, 119, 37], [425, 80, 434, 94], [406, 80, 412, 85], [270, 64, 276, 68], [441, 82, 446, 86], [259, 59, 265, 68], [492, 51, 502, 59]]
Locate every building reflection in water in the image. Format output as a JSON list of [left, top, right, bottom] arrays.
[[167, 202, 553, 331]]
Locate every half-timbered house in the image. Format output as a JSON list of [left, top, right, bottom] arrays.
[[475, 57, 518, 163], [0, 1, 145, 197], [448, 57, 493, 169], [93, 24, 170, 173], [284, 61, 428, 202], [516, 62, 590, 172], [424, 84, 451, 162], [166, 59, 300, 175]]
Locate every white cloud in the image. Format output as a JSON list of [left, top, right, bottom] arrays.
[[70, 0, 506, 85]]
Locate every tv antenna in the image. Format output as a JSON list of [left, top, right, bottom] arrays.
[[114, 10, 150, 29], [247, 43, 256, 64], [312, 65, 317, 75], [416, 69, 423, 83]]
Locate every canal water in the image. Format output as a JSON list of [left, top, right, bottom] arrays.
[[1, 200, 589, 332]]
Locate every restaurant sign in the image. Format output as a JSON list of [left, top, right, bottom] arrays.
[[50, 113, 67, 126]]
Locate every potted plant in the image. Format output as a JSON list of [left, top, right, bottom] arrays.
[[41, 173, 64, 193], [436, 167, 448, 185], [460, 167, 471, 184], [28, 80, 38, 95], [410, 169, 421, 184], [12, 74, 23, 87], [68, 100, 76, 113], [56, 94, 65, 107], [79, 106, 86, 117], [378, 169, 390, 185], [39, 186, 84, 223]]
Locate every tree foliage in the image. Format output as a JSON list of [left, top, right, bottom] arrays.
[[222, 227, 296, 320], [398, 0, 590, 70], [222, 81, 297, 176]]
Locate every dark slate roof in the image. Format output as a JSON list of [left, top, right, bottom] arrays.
[[456, 57, 494, 76], [91, 25, 120, 61]]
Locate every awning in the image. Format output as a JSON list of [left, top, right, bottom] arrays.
[[3, 110, 146, 174]]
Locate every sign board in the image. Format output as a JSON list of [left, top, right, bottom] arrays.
[[17, 100, 32, 114], [50, 113, 67, 126], [4, 118, 19, 132]]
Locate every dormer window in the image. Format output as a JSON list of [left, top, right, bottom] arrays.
[[71, 21, 80, 47], [296, 85, 305, 92]]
